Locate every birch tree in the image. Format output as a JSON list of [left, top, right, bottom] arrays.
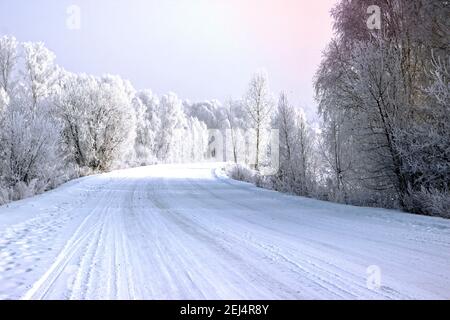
[[22, 42, 57, 108], [244, 70, 274, 170], [0, 35, 18, 94]]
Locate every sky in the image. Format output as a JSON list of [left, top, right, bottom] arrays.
[[0, 0, 337, 119]]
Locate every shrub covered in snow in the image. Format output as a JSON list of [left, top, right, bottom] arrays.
[[225, 163, 274, 190], [404, 187, 450, 218]]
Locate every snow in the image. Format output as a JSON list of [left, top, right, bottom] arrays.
[[0, 163, 449, 300]]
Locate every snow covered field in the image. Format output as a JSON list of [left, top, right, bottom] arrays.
[[0, 163, 449, 300]]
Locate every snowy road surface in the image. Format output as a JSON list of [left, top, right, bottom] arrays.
[[0, 163, 449, 300]]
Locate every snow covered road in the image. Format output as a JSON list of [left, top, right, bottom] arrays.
[[0, 163, 449, 300]]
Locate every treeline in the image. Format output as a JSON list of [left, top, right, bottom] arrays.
[[0, 35, 302, 206], [314, 0, 449, 216], [0, 36, 212, 204], [0, 33, 315, 209], [227, 0, 449, 218]]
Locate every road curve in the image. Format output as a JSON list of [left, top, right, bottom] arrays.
[[0, 163, 449, 299]]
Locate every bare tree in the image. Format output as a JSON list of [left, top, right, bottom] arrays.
[[225, 98, 239, 163], [315, 0, 449, 214], [273, 92, 313, 196], [0, 35, 18, 94], [244, 70, 274, 170]]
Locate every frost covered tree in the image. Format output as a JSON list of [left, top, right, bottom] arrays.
[[315, 0, 450, 215], [0, 35, 18, 94], [398, 55, 450, 216], [1, 96, 63, 200], [185, 117, 209, 162], [153, 93, 186, 161], [224, 98, 240, 163], [0, 40, 64, 202], [243, 70, 274, 170], [22, 42, 58, 108], [183, 100, 228, 161], [316, 40, 412, 204], [317, 108, 357, 203], [183, 100, 225, 129], [55, 73, 136, 172], [0, 88, 8, 115], [272, 92, 314, 196], [272, 93, 297, 192], [169, 116, 208, 163], [0, 87, 9, 201], [130, 91, 159, 165]]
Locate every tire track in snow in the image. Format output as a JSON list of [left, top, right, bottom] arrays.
[[2, 164, 448, 300], [180, 176, 355, 299], [21, 181, 125, 300], [185, 174, 413, 299], [148, 176, 316, 299]]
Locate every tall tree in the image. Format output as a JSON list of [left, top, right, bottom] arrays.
[[273, 92, 313, 196], [55, 73, 136, 171], [154, 93, 185, 161], [22, 42, 57, 108], [244, 70, 274, 170], [0, 35, 18, 94]]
